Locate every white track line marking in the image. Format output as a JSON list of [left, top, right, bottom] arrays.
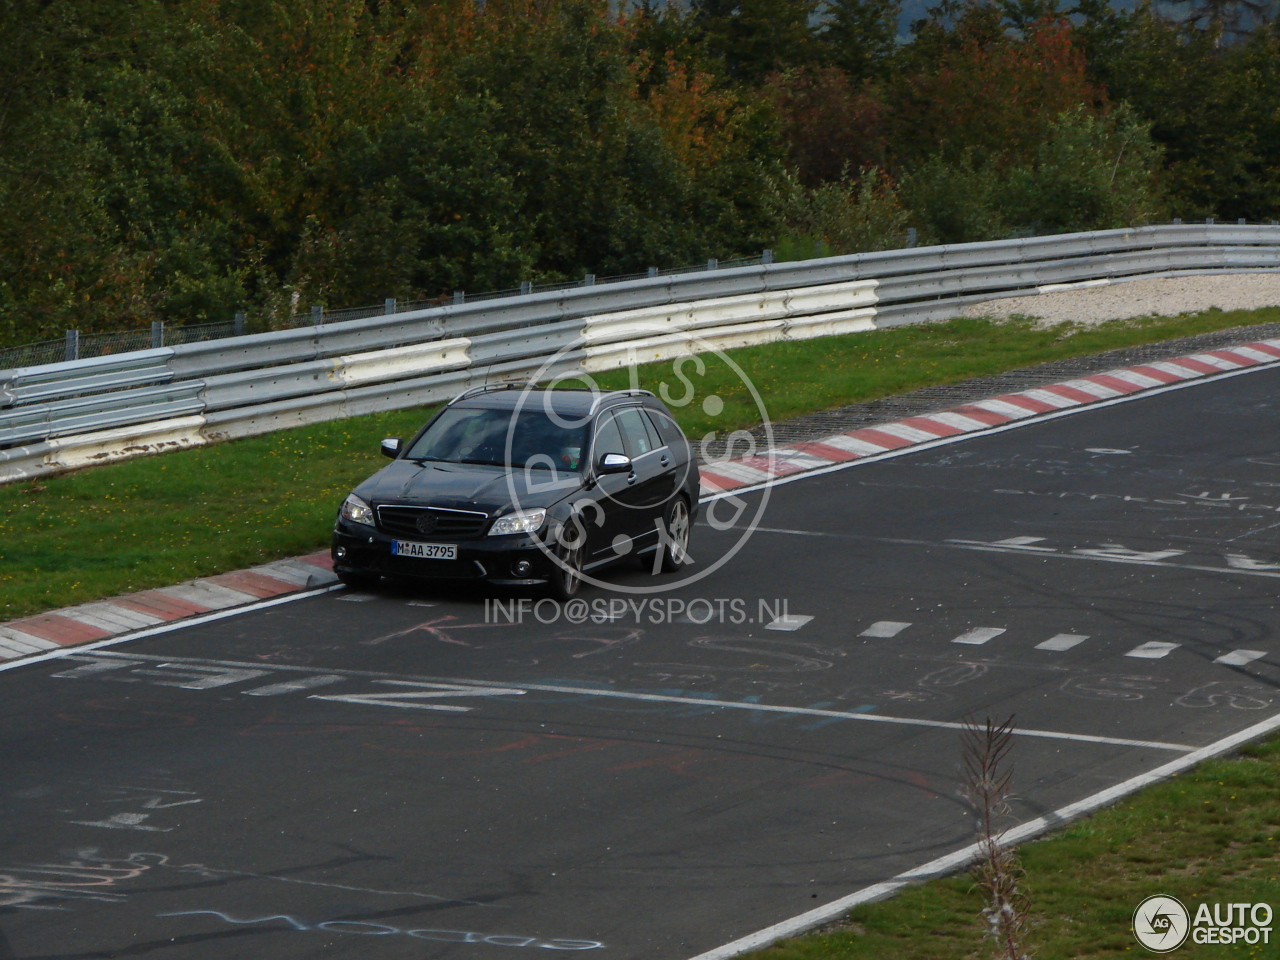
[[39, 650, 1194, 752], [1125, 641, 1181, 659], [242, 675, 346, 696], [860, 621, 911, 638], [951, 627, 1006, 645], [684, 706, 1280, 960], [1214, 649, 1267, 666], [1036, 634, 1089, 652]]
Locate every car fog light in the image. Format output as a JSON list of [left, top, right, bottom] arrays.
[[513, 560, 532, 577], [335, 546, 347, 559]]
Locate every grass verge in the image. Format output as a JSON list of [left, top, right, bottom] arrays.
[[2, 305, 1278, 619], [751, 733, 1280, 959]]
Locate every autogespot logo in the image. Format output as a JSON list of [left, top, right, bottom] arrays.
[[504, 327, 775, 595], [1133, 896, 1191, 953]]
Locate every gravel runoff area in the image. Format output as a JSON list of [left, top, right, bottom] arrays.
[[698, 290, 1280, 464], [962, 273, 1280, 326]]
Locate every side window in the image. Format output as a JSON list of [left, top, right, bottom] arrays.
[[616, 407, 656, 457], [638, 409, 667, 450], [646, 406, 686, 450], [592, 413, 626, 462]]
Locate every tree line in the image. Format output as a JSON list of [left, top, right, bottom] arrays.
[[0, 0, 1276, 345]]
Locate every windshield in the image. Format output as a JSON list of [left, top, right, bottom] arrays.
[[405, 406, 586, 471]]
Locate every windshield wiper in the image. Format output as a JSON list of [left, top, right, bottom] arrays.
[[458, 458, 506, 467]]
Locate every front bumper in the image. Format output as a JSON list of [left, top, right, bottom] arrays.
[[331, 520, 559, 583]]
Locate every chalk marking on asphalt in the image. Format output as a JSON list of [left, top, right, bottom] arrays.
[[698, 356, 1280, 505], [45, 650, 1194, 752], [0, 583, 346, 675], [684, 705, 1280, 960]]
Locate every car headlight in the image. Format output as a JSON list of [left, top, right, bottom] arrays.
[[488, 509, 546, 536], [340, 493, 375, 526]]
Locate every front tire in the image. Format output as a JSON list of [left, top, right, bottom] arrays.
[[658, 497, 692, 573], [547, 541, 584, 600]]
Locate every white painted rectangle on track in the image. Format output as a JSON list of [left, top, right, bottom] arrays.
[[765, 615, 814, 632], [860, 621, 912, 638], [1036, 634, 1089, 651], [951, 627, 1006, 645], [1125, 641, 1181, 659], [1214, 649, 1267, 666]]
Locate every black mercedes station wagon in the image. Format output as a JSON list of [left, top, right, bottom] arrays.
[[331, 385, 700, 597]]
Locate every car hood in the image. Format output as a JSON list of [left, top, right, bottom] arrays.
[[354, 460, 580, 515]]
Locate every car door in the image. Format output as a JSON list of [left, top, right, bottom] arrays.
[[614, 405, 676, 550], [645, 402, 694, 499], [582, 410, 637, 563]]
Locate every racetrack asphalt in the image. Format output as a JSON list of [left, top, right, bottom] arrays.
[[3, 362, 1279, 960]]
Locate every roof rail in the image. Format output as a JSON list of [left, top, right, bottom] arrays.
[[589, 389, 656, 413], [447, 381, 526, 405]]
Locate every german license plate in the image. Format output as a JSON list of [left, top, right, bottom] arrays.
[[391, 541, 457, 560]]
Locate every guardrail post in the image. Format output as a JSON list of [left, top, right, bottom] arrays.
[[582, 274, 595, 286], [707, 258, 718, 270], [762, 248, 773, 265], [906, 228, 918, 248], [311, 304, 323, 324], [520, 281, 532, 295], [1173, 218, 1182, 225], [453, 290, 465, 305], [1238, 218, 1246, 225], [150, 321, 164, 349], [64, 329, 79, 362], [384, 298, 396, 315], [647, 267, 658, 278], [1206, 217, 1215, 225], [233, 312, 246, 337]]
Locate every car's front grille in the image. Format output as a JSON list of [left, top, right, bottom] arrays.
[[376, 505, 489, 540]]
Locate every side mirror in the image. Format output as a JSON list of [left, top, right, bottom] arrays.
[[598, 452, 632, 475], [380, 438, 402, 459]]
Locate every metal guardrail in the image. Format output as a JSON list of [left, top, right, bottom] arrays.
[[2, 223, 1278, 483]]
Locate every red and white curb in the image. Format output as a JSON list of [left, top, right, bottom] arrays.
[[0, 552, 336, 662], [696, 338, 1280, 496]]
